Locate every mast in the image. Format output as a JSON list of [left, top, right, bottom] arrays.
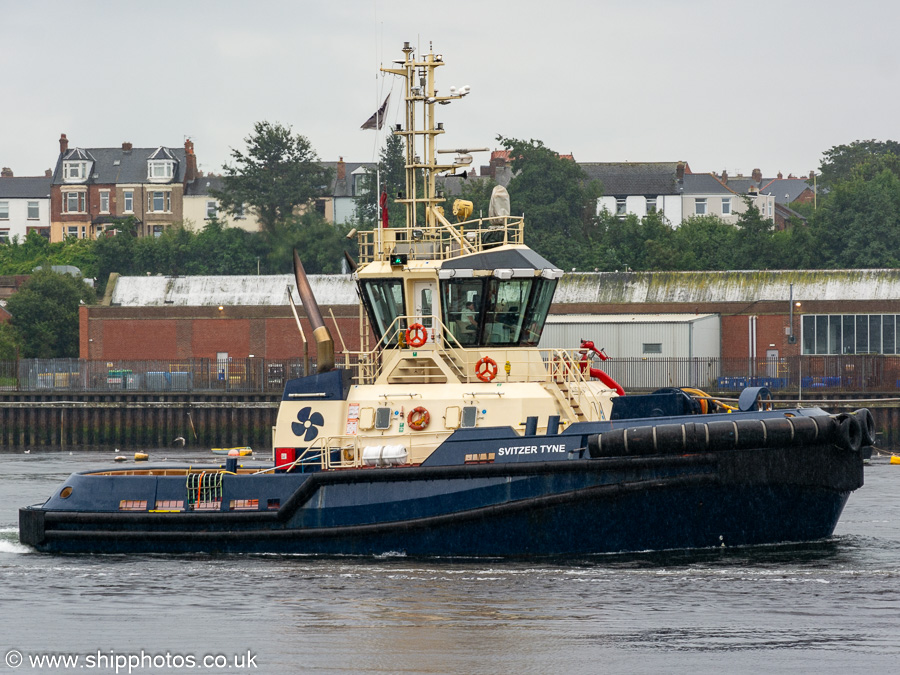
[[381, 41, 470, 231]]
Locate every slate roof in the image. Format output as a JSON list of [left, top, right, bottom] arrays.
[[0, 176, 52, 199], [578, 162, 685, 196], [682, 173, 734, 195], [184, 176, 225, 196], [52, 146, 187, 185], [760, 178, 814, 204], [321, 161, 376, 198]]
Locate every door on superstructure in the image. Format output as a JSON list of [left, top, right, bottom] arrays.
[[413, 280, 439, 344]]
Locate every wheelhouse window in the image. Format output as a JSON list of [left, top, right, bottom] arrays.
[[440, 276, 558, 347], [360, 279, 405, 344]]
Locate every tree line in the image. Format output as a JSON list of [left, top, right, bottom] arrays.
[[1, 122, 898, 358]]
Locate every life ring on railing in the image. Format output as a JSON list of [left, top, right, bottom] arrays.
[[405, 323, 428, 347], [475, 356, 498, 382], [408, 406, 430, 431]]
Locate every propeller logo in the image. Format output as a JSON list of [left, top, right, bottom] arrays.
[[292, 407, 324, 442]]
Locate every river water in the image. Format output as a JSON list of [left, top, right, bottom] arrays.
[[1, 449, 899, 674]]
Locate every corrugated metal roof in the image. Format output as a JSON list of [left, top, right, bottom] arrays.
[[111, 275, 357, 307], [554, 270, 900, 304], [546, 313, 716, 324]]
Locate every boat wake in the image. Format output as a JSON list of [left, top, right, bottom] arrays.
[[0, 527, 30, 554]]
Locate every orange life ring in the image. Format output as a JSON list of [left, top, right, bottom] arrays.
[[408, 406, 430, 431], [475, 356, 498, 382], [405, 323, 428, 347]]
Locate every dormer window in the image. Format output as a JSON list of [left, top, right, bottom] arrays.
[[63, 161, 87, 182], [148, 160, 174, 181]]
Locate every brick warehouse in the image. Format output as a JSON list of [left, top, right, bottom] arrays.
[[80, 270, 900, 379]]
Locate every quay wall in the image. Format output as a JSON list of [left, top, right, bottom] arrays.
[[0, 393, 278, 451], [2, 391, 899, 452]]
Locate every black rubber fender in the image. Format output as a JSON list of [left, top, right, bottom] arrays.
[[837, 414, 863, 452], [854, 408, 876, 447], [787, 416, 820, 445], [762, 417, 796, 448], [734, 419, 767, 449], [706, 420, 738, 451]]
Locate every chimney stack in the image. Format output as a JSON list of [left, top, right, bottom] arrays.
[[59, 133, 69, 154], [337, 157, 346, 180], [751, 167, 762, 183], [1, 168, 13, 178], [777, 171, 783, 179], [720, 170, 728, 184], [45, 169, 52, 177], [809, 171, 815, 181], [676, 162, 685, 180], [184, 138, 198, 183], [122, 142, 133, 152]]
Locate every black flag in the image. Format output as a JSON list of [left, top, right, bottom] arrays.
[[360, 94, 390, 130]]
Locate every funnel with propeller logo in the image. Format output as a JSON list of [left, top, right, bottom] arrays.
[[292, 407, 324, 442]]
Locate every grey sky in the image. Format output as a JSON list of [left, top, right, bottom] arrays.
[[3, 1, 895, 181]]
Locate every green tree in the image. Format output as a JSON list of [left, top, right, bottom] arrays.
[[0, 321, 20, 360], [5, 270, 96, 358], [266, 212, 350, 274], [732, 200, 776, 269], [818, 139, 900, 190], [498, 136, 602, 269], [810, 168, 900, 268], [670, 215, 737, 270], [213, 121, 334, 236], [354, 134, 406, 228]]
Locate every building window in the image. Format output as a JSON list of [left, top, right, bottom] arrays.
[[27, 201, 39, 219], [0, 201, 8, 219], [642, 343, 663, 354], [615, 197, 626, 216], [695, 198, 707, 215], [0, 229, 9, 243], [153, 225, 164, 237], [722, 198, 731, 215], [802, 314, 900, 354], [123, 190, 134, 213], [148, 191, 171, 213], [66, 225, 80, 238], [646, 197, 657, 213], [64, 192, 86, 213], [234, 203, 245, 219], [206, 200, 217, 219], [99, 191, 110, 213], [148, 160, 174, 180], [63, 161, 87, 181]]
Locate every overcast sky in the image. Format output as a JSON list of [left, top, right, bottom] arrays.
[[3, 1, 895, 181]]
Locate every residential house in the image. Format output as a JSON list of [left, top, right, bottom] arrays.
[[681, 171, 773, 225], [583, 162, 688, 226], [183, 175, 261, 233], [760, 172, 816, 229], [0, 169, 52, 242], [49, 134, 198, 242], [319, 158, 376, 225]]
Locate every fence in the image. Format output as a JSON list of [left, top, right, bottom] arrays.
[[1, 354, 899, 394], [581, 354, 900, 394], [0, 358, 312, 394]]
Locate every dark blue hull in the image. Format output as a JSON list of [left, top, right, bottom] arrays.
[[20, 441, 862, 556]]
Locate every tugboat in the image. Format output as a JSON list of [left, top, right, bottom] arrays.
[[20, 42, 866, 556]]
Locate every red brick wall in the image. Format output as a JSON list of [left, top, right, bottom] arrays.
[[103, 320, 178, 360]]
